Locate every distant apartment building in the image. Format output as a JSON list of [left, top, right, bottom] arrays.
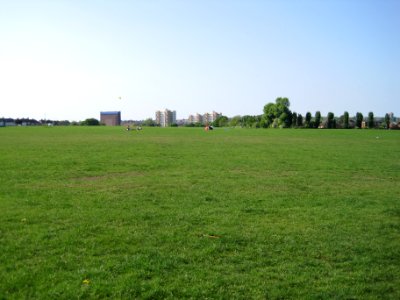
[[212, 111, 222, 122], [100, 111, 121, 126], [156, 109, 176, 127], [203, 113, 211, 124], [194, 113, 203, 124], [187, 111, 221, 124], [187, 115, 195, 124], [203, 111, 221, 124]]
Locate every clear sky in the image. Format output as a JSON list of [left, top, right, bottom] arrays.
[[1, 0, 399, 121]]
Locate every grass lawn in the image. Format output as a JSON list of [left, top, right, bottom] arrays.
[[0, 126, 399, 298]]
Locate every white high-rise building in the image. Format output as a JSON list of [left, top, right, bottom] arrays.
[[211, 111, 222, 122], [187, 111, 222, 125], [194, 113, 203, 124], [155, 109, 176, 127]]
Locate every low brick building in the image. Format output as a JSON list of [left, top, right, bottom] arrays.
[[100, 111, 121, 126]]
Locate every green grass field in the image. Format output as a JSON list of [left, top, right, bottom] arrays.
[[1, 126, 399, 299]]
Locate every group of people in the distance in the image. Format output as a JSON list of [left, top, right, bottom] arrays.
[[126, 125, 142, 131]]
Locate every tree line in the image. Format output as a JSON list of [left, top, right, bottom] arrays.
[[208, 98, 395, 129], [0, 117, 102, 126]]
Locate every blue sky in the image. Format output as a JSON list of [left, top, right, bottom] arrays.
[[1, 0, 399, 121]]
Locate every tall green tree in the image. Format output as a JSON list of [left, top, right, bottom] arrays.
[[343, 111, 349, 129], [296, 114, 303, 127], [263, 97, 292, 128], [275, 97, 290, 114], [263, 103, 277, 126], [356, 112, 363, 128], [292, 112, 297, 128], [276, 98, 292, 127], [279, 112, 292, 128], [368, 112, 374, 128], [327, 112, 334, 129], [314, 111, 321, 128], [305, 112, 312, 128], [384, 113, 390, 129]]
